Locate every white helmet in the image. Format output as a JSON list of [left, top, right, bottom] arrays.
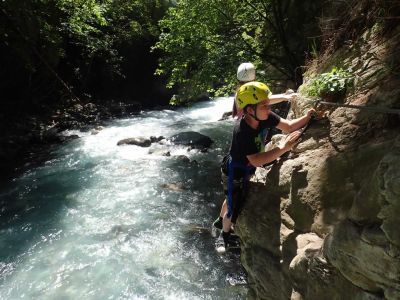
[[237, 62, 256, 82]]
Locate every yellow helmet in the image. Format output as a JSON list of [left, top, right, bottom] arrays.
[[236, 81, 272, 109]]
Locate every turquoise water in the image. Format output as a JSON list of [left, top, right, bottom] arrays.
[[0, 98, 246, 299]]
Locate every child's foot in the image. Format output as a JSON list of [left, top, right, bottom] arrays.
[[215, 231, 230, 253], [222, 231, 231, 248]]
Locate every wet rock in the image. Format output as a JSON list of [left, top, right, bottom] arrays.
[[117, 136, 165, 147], [110, 225, 125, 236], [91, 126, 104, 135], [226, 272, 247, 286], [42, 126, 61, 143], [195, 93, 211, 102], [59, 135, 80, 143], [84, 103, 97, 112], [219, 111, 232, 120], [168, 131, 213, 150], [161, 182, 185, 191], [150, 136, 165, 143], [109, 101, 141, 117], [73, 103, 84, 112], [109, 103, 125, 117], [117, 137, 152, 147], [124, 102, 142, 114], [148, 148, 170, 156], [175, 155, 190, 163]]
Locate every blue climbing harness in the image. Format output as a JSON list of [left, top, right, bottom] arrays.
[[226, 155, 254, 218]]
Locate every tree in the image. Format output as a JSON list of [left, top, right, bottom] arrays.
[[154, 0, 322, 103], [0, 0, 171, 110]]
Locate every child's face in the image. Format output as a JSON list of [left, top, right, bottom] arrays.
[[255, 100, 271, 120]]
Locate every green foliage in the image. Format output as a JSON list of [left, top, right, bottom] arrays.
[[154, 0, 323, 103], [299, 67, 354, 98], [154, 0, 254, 102], [0, 0, 170, 106]]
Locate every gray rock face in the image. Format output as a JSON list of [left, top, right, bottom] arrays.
[[234, 114, 399, 299], [289, 233, 384, 300], [168, 131, 213, 149], [235, 178, 291, 300], [376, 146, 400, 249], [227, 18, 400, 300], [322, 139, 400, 299], [324, 221, 400, 298]]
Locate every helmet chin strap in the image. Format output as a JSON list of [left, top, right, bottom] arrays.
[[249, 105, 260, 121]]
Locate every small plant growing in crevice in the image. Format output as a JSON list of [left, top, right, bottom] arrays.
[[300, 67, 354, 101]]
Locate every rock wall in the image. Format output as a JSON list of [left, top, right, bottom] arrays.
[[235, 21, 400, 300]]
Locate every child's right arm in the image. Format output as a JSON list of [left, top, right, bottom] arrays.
[[246, 131, 301, 167]]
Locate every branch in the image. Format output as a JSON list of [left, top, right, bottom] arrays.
[[242, 0, 268, 22], [242, 0, 278, 33], [271, 0, 298, 71]]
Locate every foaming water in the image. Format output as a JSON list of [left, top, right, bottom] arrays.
[[0, 98, 247, 299]]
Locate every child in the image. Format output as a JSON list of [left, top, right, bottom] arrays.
[[218, 81, 316, 249]]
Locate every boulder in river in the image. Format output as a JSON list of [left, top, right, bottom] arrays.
[[117, 137, 152, 147], [59, 135, 80, 143], [160, 182, 185, 191], [148, 148, 171, 156], [117, 136, 165, 147], [168, 131, 213, 150], [150, 136, 165, 143], [219, 111, 232, 121]]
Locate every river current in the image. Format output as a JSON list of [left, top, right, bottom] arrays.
[[0, 97, 247, 299]]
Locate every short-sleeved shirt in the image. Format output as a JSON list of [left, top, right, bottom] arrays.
[[227, 111, 281, 178]]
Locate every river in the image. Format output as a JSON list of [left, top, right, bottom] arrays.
[[0, 97, 247, 299]]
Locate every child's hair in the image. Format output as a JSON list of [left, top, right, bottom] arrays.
[[233, 83, 244, 118]]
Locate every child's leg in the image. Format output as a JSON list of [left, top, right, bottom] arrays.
[[221, 212, 232, 247], [212, 199, 226, 230], [219, 199, 227, 218], [222, 212, 232, 233]]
